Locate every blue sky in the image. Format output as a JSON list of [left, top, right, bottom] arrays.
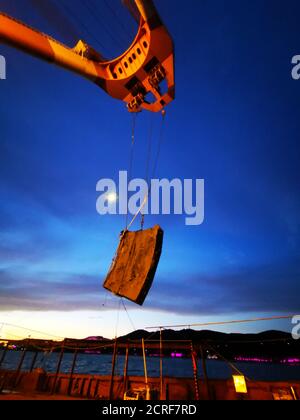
[[0, 0, 299, 338]]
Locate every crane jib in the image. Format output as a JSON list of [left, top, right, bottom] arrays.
[[0, 0, 175, 112]]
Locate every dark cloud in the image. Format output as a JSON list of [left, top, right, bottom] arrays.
[[0, 236, 68, 264], [0, 257, 299, 315], [0, 269, 105, 311], [145, 258, 300, 315]]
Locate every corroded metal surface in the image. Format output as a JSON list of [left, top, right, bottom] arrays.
[[103, 225, 164, 305]]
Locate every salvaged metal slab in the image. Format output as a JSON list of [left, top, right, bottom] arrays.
[[103, 225, 164, 305]]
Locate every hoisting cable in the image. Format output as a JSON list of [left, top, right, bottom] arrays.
[[146, 314, 295, 330], [145, 113, 155, 187], [101, 0, 133, 44], [141, 113, 154, 230], [56, 0, 110, 56], [121, 298, 136, 332], [207, 343, 251, 380], [0, 322, 64, 340], [114, 298, 122, 339], [101, 290, 109, 307], [125, 112, 138, 229], [206, 342, 277, 396], [126, 110, 167, 232], [152, 109, 167, 180], [81, 0, 126, 51]]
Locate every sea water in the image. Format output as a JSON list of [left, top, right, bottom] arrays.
[[1, 350, 300, 381]]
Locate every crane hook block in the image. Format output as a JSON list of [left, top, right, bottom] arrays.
[[103, 225, 164, 305], [0, 0, 174, 113], [103, 0, 175, 112]]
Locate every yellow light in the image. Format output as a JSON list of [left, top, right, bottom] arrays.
[[107, 192, 118, 203], [233, 375, 248, 394]]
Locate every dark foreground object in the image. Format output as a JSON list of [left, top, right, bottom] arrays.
[[0, 369, 299, 400], [103, 225, 164, 305]]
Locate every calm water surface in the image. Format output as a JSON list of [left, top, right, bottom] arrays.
[[1, 350, 300, 381]]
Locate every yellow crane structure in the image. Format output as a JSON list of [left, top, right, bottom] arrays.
[[0, 0, 175, 112]]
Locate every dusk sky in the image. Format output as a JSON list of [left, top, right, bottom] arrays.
[[0, 0, 299, 339]]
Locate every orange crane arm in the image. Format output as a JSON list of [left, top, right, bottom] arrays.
[[0, 0, 175, 112]]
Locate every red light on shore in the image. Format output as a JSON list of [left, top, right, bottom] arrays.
[[171, 353, 183, 358]]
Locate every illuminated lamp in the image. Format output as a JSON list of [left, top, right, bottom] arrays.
[[233, 375, 248, 394]]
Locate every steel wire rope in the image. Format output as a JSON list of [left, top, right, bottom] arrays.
[[55, 0, 110, 56], [0, 322, 64, 340], [140, 112, 155, 230], [206, 342, 287, 396], [81, 0, 126, 52], [146, 315, 295, 330], [125, 111, 167, 231], [206, 343, 250, 380], [114, 298, 123, 339], [102, 0, 134, 41], [121, 298, 136, 332], [125, 112, 138, 229]]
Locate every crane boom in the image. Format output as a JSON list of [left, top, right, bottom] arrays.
[[0, 0, 175, 112]]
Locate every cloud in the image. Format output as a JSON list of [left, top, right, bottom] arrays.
[[0, 269, 105, 311], [145, 258, 300, 315], [0, 257, 299, 315]]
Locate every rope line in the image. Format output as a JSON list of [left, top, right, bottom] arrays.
[[207, 343, 250, 380], [206, 343, 285, 396], [141, 112, 155, 229], [121, 298, 136, 332], [146, 314, 295, 330], [114, 298, 122, 339], [125, 110, 167, 231], [0, 322, 64, 340], [151, 110, 167, 180], [125, 113, 138, 229]]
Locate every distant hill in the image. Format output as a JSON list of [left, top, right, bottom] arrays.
[[120, 328, 292, 343], [115, 329, 298, 361], [8, 329, 298, 361]]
